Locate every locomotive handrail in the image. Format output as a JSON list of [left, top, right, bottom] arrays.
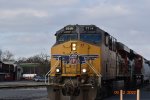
[[85, 60, 102, 87], [85, 61, 101, 77], [45, 56, 61, 84]]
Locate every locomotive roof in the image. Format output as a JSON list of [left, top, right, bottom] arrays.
[[55, 24, 107, 36]]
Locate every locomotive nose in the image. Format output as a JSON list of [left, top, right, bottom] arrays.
[[62, 41, 90, 55]]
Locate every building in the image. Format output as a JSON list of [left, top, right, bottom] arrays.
[[20, 63, 50, 79], [0, 61, 23, 81]]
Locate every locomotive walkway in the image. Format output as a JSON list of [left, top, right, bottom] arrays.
[[0, 80, 46, 89]]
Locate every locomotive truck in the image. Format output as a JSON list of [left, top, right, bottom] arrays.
[[45, 25, 150, 100]]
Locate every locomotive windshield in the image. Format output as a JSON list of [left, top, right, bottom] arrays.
[[57, 33, 101, 44], [57, 34, 77, 43], [80, 34, 101, 44]]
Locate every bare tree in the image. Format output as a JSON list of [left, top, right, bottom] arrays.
[[17, 57, 27, 63], [25, 53, 49, 64], [18, 53, 50, 75], [2, 50, 14, 61]]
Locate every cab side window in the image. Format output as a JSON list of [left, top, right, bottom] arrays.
[[104, 33, 109, 46], [109, 36, 112, 50], [104, 32, 116, 52], [112, 38, 117, 52]]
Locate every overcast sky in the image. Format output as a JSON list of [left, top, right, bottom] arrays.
[[0, 0, 150, 60]]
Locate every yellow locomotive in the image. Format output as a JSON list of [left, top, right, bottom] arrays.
[[46, 25, 146, 100]]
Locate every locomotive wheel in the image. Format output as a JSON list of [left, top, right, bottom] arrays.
[[103, 87, 108, 98], [73, 87, 80, 96], [95, 87, 104, 100], [106, 86, 113, 96]]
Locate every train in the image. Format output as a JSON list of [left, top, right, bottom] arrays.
[[45, 25, 150, 100]]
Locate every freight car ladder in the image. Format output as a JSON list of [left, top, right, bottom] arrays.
[[45, 57, 60, 85]]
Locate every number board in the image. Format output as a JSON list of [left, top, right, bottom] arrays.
[[64, 26, 75, 31], [84, 26, 96, 31]]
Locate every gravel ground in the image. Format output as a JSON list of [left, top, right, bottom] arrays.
[[0, 81, 149, 100], [0, 87, 48, 100], [0, 87, 150, 100], [0, 80, 45, 87]]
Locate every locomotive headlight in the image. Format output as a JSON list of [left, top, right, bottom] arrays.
[[72, 43, 77, 51], [72, 43, 76, 47], [82, 68, 87, 73], [56, 68, 60, 73], [55, 67, 61, 75]]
